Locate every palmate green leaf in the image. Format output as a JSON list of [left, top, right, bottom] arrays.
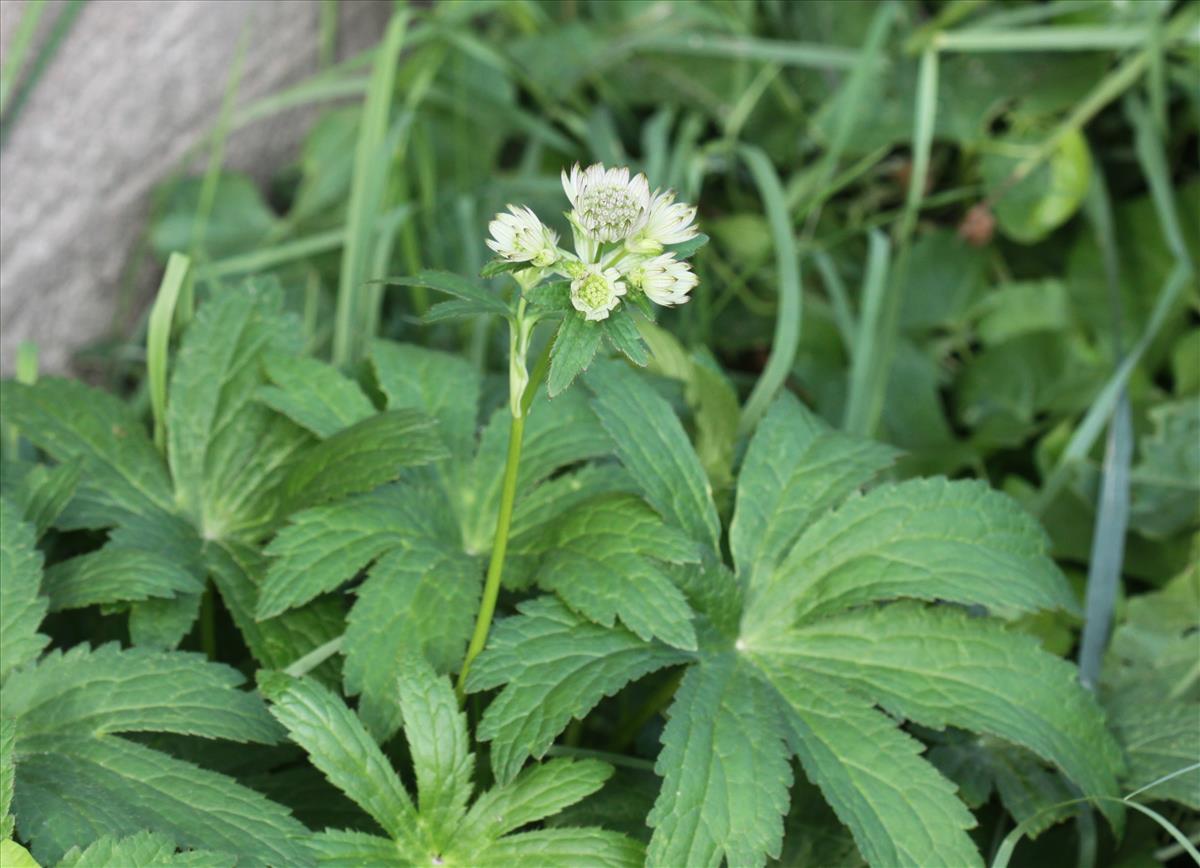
[[42, 547, 201, 612], [260, 673, 423, 851], [534, 493, 700, 650], [282, 409, 447, 510], [1109, 703, 1200, 809], [478, 827, 645, 866], [379, 270, 512, 318], [9, 458, 81, 539], [601, 306, 650, 366], [646, 653, 792, 868], [0, 379, 174, 529], [3, 643, 282, 748], [548, 312, 604, 397], [763, 670, 980, 867], [0, 498, 47, 682], [258, 353, 375, 439], [207, 540, 344, 679], [344, 542, 481, 740], [267, 662, 639, 866], [741, 477, 1079, 643], [13, 736, 308, 867], [586, 361, 721, 552], [1, 717, 15, 838], [56, 830, 234, 867], [730, 393, 897, 590], [369, 341, 481, 461], [167, 283, 311, 540], [395, 656, 474, 840], [467, 597, 692, 783], [746, 605, 1124, 829]]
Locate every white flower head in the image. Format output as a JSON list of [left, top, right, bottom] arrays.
[[626, 189, 698, 255], [570, 264, 626, 321], [629, 253, 697, 308], [486, 205, 560, 267], [562, 163, 651, 243]]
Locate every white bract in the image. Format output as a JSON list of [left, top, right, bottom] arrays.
[[487, 205, 560, 267], [484, 162, 700, 321], [629, 253, 697, 307], [626, 190, 698, 255]]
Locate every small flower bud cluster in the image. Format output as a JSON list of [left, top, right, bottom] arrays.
[[485, 162, 700, 322]]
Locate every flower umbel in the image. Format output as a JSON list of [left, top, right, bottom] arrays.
[[487, 205, 560, 267], [562, 163, 651, 243], [626, 189, 698, 255], [571, 264, 626, 321], [629, 253, 697, 307]]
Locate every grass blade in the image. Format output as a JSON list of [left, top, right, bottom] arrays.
[[0, 0, 86, 149], [841, 230, 892, 436], [332, 11, 409, 367], [736, 145, 802, 438], [628, 33, 859, 70], [146, 253, 192, 452], [0, 0, 47, 114]]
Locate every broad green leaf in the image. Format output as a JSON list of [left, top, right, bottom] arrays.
[[42, 547, 201, 612], [467, 597, 691, 782], [548, 313, 603, 397], [258, 487, 414, 619], [56, 830, 234, 867], [3, 644, 281, 747], [0, 498, 47, 682], [261, 673, 422, 850], [12, 735, 309, 866], [1129, 398, 1200, 538], [309, 829, 408, 865], [1, 717, 14, 838], [344, 543, 480, 741], [282, 409, 447, 510], [602, 306, 649, 366], [1109, 702, 1200, 809], [586, 361, 721, 552], [1, 379, 173, 528], [166, 284, 309, 539], [535, 494, 699, 649], [742, 478, 1077, 642], [761, 667, 980, 867], [747, 605, 1124, 828], [0, 501, 46, 686], [129, 593, 203, 651], [983, 129, 1092, 244], [10, 459, 81, 538], [207, 541, 344, 679], [151, 173, 278, 260], [461, 759, 613, 843], [477, 827, 644, 867], [379, 270, 511, 317], [647, 653, 792, 868], [730, 393, 896, 590], [259, 353, 375, 439], [395, 657, 473, 841], [369, 341, 481, 461]]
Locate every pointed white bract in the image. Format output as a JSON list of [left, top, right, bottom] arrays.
[[484, 163, 700, 319], [630, 253, 697, 307], [626, 190, 698, 255], [562, 163, 652, 243], [486, 205, 560, 267], [570, 264, 627, 321]]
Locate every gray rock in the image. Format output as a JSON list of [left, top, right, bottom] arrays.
[[0, 0, 390, 375]]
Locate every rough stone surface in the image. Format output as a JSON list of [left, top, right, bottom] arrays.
[[0, 0, 390, 374]]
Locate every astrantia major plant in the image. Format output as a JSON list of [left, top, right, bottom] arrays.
[[0, 163, 1133, 867]]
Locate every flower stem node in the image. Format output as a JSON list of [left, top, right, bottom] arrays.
[[571, 265, 626, 321]]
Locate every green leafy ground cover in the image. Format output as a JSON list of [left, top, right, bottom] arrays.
[[1, 1, 1198, 866]]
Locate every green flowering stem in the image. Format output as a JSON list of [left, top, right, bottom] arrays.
[[455, 303, 551, 703]]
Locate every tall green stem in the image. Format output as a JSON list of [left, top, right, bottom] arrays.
[[456, 410, 524, 703]]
